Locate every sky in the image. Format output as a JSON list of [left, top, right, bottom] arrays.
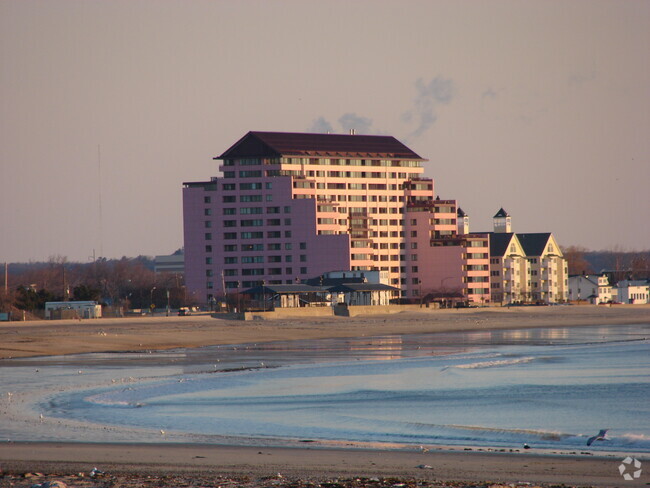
[[1, 0, 649, 263]]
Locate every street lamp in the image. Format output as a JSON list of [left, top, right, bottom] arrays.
[[150, 286, 156, 315], [262, 280, 266, 312]]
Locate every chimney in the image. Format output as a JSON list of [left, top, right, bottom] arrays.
[[349, 129, 355, 135]]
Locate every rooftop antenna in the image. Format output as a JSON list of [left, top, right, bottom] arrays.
[[97, 144, 104, 258]]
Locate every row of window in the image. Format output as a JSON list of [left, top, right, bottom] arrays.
[[205, 231, 296, 240], [220, 254, 308, 265], [216, 218, 293, 227], [222, 158, 422, 168]]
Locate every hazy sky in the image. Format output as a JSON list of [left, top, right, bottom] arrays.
[[1, 0, 649, 263]]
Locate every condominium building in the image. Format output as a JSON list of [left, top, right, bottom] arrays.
[[487, 209, 569, 304], [183, 131, 486, 306]]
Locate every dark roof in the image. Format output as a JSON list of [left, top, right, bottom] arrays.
[[327, 283, 400, 293], [303, 276, 365, 287], [217, 131, 425, 160], [457, 207, 466, 217], [493, 208, 510, 218], [516, 233, 552, 257], [489, 232, 516, 257], [241, 284, 325, 295]]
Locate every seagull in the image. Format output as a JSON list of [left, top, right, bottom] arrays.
[[587, 429, 609, 446], [160, 429, 165, 436]]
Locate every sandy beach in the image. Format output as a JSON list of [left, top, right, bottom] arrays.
[[1, 304, 649, 360], [1, 305, 649, 487]]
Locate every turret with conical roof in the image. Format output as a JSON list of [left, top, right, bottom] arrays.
[[457, 207, 470, 235], [493, 208, 512, 233]]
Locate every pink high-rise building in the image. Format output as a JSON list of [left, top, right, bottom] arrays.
[[182, 131, 490, 306]]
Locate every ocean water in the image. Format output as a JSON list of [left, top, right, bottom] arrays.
[[2, 324, 649, 454]]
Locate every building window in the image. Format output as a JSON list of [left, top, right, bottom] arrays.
[[285, 255, 292, 262], [411, 254, 418, 261], [223, 232, 237, 240], [204, 233, 212, 240], [206, 257, 212, 265], [204, 196, 211, 204], [224, 257, 237, 264], [205, 245, 212, 252], [300, 242, 307, 250], [300, 267, 307, 274], [224, 244, 237, 252], [206, 270, 213, 277], [268, 231, 281, 238], [285, 243, 292, 250], [204, 208, 212, 216]]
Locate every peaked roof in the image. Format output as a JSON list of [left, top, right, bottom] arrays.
[[217, 131, 425, 160], [489, 232, 517, 257], [493, 208, 510, 218], [457, 207, 467, 217], [516, 233, 553, 257]]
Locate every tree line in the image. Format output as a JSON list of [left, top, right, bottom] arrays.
[[0, 255, 192, 318]]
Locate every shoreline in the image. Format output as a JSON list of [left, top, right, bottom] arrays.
[[1, 304, 649, 360], [2, 305, 649, 487], [1, 441, 646, 488]]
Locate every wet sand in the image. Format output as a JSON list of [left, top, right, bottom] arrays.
[[1, 305, 649, 487], [0, 442, 644, 488], [1, 304, 649, 360]]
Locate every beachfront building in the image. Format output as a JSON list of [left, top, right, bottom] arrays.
[[183, 131, 487, 306], [616, 280, 650, 304], [482, 209, 568, 304], [488, 232, 529, 304], [568, 275, 600, 303], [518, 233, 569, 303], [405, 202, 490, 306]]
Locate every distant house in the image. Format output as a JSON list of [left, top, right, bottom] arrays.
[[617, 280, 650, 304], [568, 275, 599, 303]]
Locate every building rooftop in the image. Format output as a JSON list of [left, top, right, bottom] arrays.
[[493, 207, 510, 218], [217, 131, 425, 160], [488, 232, 516, 257], [517, 233, 553, 257]]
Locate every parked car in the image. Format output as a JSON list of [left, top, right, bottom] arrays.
[[178, 307, 191, 316]]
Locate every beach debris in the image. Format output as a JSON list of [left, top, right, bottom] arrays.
[[29, 481, 67, 488], [418, 445, 429, 453], [416, 464, 433, 470], [586, 428, 609, 446], [160, 429, 166, 436], [523, 443, 531, 449], [90, 467, 105, 478], [39, 414, 44, 422]]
